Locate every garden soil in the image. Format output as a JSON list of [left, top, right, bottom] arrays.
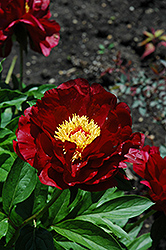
[[2, 0, 166, 249]]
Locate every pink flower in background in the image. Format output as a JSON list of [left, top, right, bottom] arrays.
[[0, 0, 60, 57], [126, 145, 166, 214]]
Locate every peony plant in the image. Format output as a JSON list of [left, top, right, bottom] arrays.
[[0, 1, 166, 249]]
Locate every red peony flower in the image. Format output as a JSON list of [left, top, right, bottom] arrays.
[[13, 78, 143, 191], [0, 0, 60, 57], [126, 145, 166, 213]]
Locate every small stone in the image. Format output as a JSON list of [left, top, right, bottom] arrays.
[[107, 34, 112, 40], [26, 62, 31, 67], [145, 223, 150, 229], [148, 134, 155, 140], [72, 19, 78, 24], [129, 6, 135, 11], [145, 8, 154, 14], [138, 117, 144, 122], [26, 69, 32, 75], [127, 24, 132, 29], [101, 3, 107, 7], [49, 78, 56, 84], [58, 70, 64, 75], [53, 13, 58, 18], [82, 20, 87, 25], [108, 20, 113, 24], [134, 37, 139, 42]]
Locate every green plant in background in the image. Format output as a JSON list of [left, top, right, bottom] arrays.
[[98, 43, 114, 54], [103, 55, 166, 131], [138, 28, 166, 59], [101, 51, 135, 82]]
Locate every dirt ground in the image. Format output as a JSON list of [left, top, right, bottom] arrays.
[[1, 0, 166, 248], [3, 0, 166, 145]]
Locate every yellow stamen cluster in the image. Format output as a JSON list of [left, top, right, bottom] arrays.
[[25, 2, 30, 13], [54, 114, 101, 161]]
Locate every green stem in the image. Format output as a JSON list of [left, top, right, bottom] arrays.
[[126, 209, 156, 233], [19, 45, 23, 91], [6, 189, 63, 248], [5, 55, 18, 84]]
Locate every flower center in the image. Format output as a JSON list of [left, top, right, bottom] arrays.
[[25, 1, 30, 13], [54, 114, 101, 161]]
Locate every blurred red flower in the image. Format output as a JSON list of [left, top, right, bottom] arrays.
[[126, 145, 166, 213], [13, 78, 143, 191], [0, 0, 60, 57]]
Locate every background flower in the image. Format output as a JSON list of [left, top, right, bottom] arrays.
[[0, 0, 60, 57], [13, 78, 143, 191], [126, 145, 166, 213]]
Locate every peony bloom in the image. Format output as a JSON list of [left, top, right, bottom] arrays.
[[13, 78, 143, 191], [0, 0, 60, 57], [126, 145, 166, 213]]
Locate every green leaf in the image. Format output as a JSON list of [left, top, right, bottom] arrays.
[[159, 144, 166, 158], [56, 240, 88, 250], [53, 239, 66, 250], [154, 29, 164, 38], [0, 89, 27, 110], [108, 43, 115, 49], [5, 207, 23, 244], [0, 152, 14, 182], [127, 233, 152, 250], [122, 222, 143, 246], [48, 189, 71, 225], [15, 225, 54, 250], [138, 107, 147, 117], [77, 215, 131, 241], [76, 191, 92, 216], [0, 212, 8, 239], [150, 214, 166, 248], [46, 189, 89, 227], [90, 188, 123, 210], [5, 223, 16, 244], [0, 127, 16, 157], [99, 44, 105, 50], [53, 220, 123, 250], [79, 195, 153, 223], [0, 108, 12, 128], [5, 116, 20, 133], [26, 99, 37, 107], [0, 58, 5, 73], [25, 84, 56, 99], [132, 100, 142, 109], [15, 192, 34, 220], [2, 157, 37, 215], [32, 179, 48, 214], [69, 186, 79, 205], [0, 127, 13, 139]]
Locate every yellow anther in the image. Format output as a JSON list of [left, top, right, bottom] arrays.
[[55, 114, 101, 161], [25, 2, 30, 13]]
